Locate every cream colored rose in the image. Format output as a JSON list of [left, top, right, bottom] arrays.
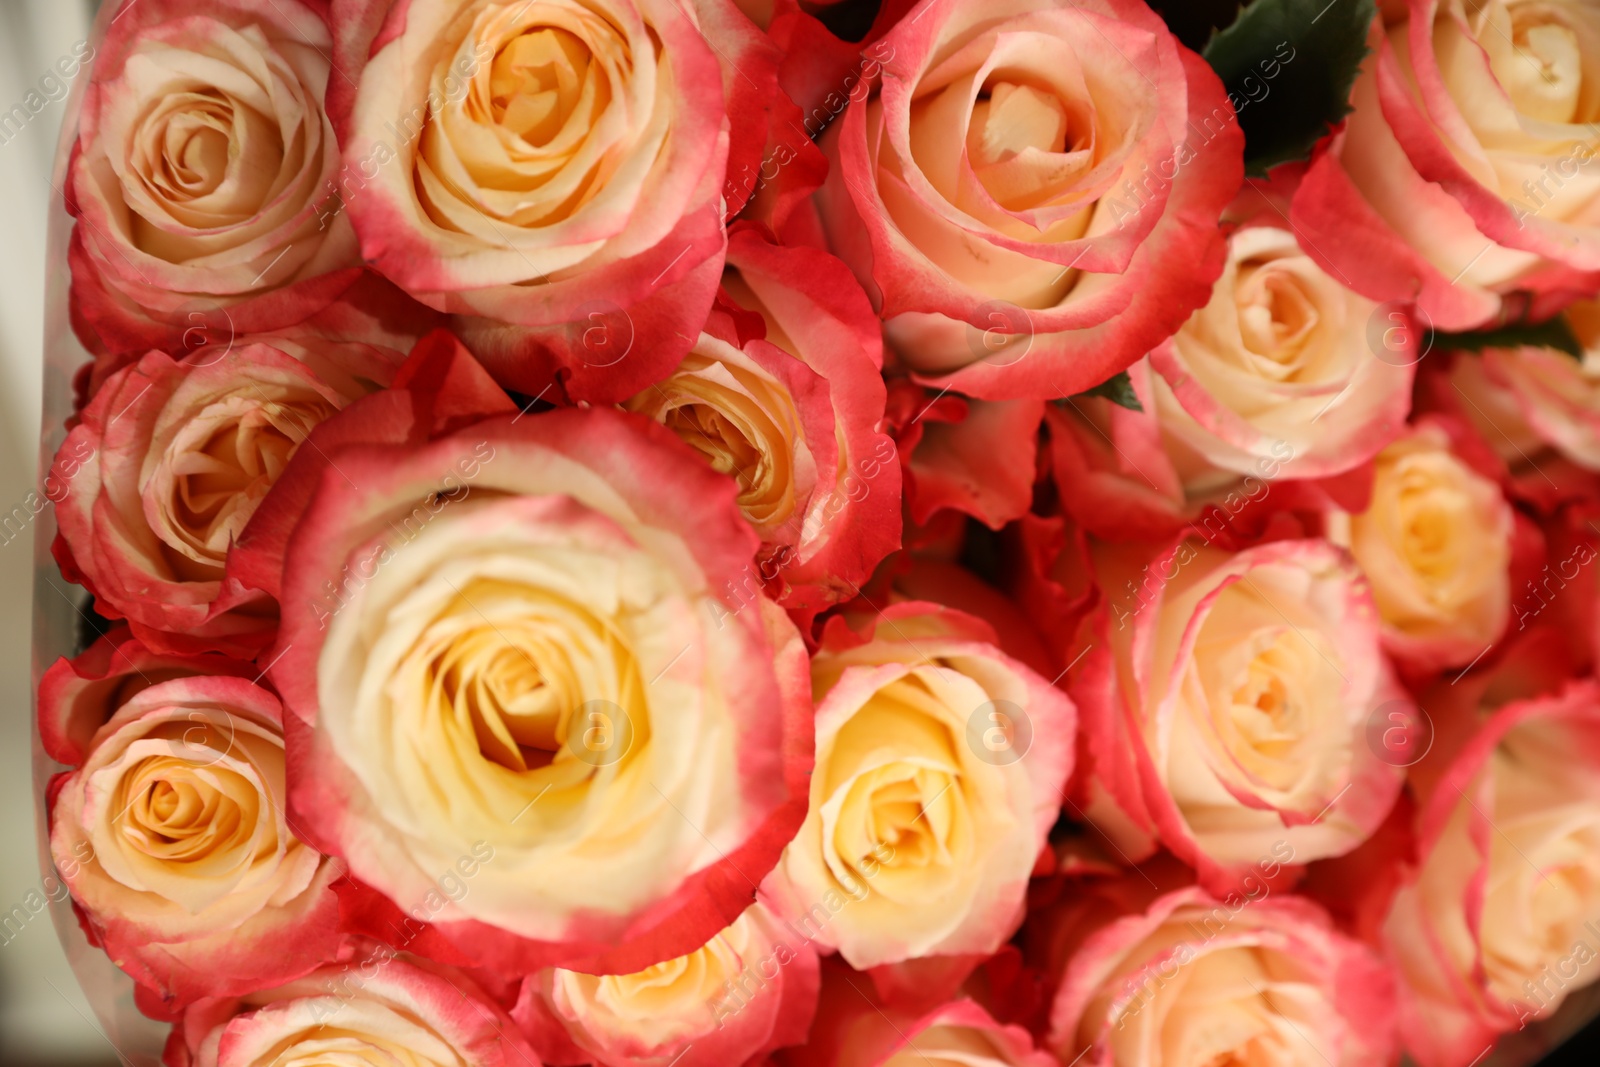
[[624, 332, 820, 547], [523, 901, 817, 1067], [49, 675, 341, 1002], [1384, 682, 1600, 1066], [1329, 423, 1512, 669], [1150, 226, 1415, 486], [1076, 538, 1406, 888], [1045, 887, 1398, 1067], [1449, 299, 1600, 473], [769, 604, 1074, 969]]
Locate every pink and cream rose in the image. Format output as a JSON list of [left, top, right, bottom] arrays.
[[1292, 0, 1600, 331], [517, 900, 819, 1067], [768, 602, 1074, 969], [69, 0, 361, 359], [331, 0, 750, 403], [51, 337, 402, 656], [1383, 680, 1600, 1067], [49, 672, 342, 1009], [163, 953, 535, 1067], [816, 0, 1243, 399], [1327, 421, 1514, 671], [244, 336, 813, 975], [1069, 536, 1408, 889], [1034, 883, 1399, 1067]]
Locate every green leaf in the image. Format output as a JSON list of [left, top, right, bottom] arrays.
[[1072, 371, 1143, 412], [1202, 0, 1377, 177], [1430, 316, 1584, 360]]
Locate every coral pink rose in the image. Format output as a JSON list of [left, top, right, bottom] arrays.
[[1327, 421, 1514, 671], [1033, 882, 1399, 1067], [624, 226, 900, 611], [330, 0, 759, 403], [49, 672, 342, 1010], [1291, 0, 1600, 332], [162, 952, 535, 1067], [816, 0, 1243, 399], [241, 333, 813, 976], [1067, 536, 1408, 889], [37, 626, 261, 768], [767, 602, 1074, 969], [516, 900, 818, 1067], [1149, 225, 1416, 482], [69, 0, 362, 359], [51, 337, 403, 656], [1383, 679, 1600, 1067]]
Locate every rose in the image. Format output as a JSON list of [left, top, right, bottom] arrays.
[[243, 335, 812, 975], [1326, 421, 1514, 670], [51, 338, 402, 656], [1383, 680, 1600, 1067], [784, 962, 1056, 1067], [624, 226, 900, 611], [515, 900, 818, 1066], [162, 952, 535, 1067], [1150, 225, 1417, 482], [1291, 0, 1600, 332], [49, 672, 342, 1009], [1033, 883, 1398, 1067], [815, 0, 1243, 400], [38, 626, 262, 768], [331, 0, 753, 403], [68, 0, 362, 360], [768, 602, 1074, 969], [1067, 537, 1407, 889]]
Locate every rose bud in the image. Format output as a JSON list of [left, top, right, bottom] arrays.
[[162, 952, 535, 1067], [1384, 679, 1600, 1067], [516, 900, 818, 1067], [767, 602, 1074, 969], [1067, 536, 1407, 890], [816, 0, 1243, 400], [624, 227, 900, 611], [50, 338, 403, 656], [1291, 0, 1600, 332], [1031, 882, 1399, 1067], [68, 0, 361, 359], [331, 0, 767, 403], [49, 672, 342, 1009], [245, 335, 812, 976], [37, 626, 261, 768], [1149, 225, 1417, 482], [1326, 421, 1514, 671]]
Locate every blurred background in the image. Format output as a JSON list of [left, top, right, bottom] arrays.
[[0, 1, 119, 1064]]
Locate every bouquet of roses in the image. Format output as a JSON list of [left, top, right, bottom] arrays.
[[33, 0, 1600, 1064]]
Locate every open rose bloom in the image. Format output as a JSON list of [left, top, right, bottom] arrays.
[[27, 0, 1600, 1064]]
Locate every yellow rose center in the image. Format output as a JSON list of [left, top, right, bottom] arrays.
[[1234, 262, 1321, 372], [1500, 5, 1587, 123], [489, 27, 606, 147]]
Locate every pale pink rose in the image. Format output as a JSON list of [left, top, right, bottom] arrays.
[[1383, 680, 1600, 1067], [767, 602, 1074, 969], [816, 0, 1243, 399], [51, 337, 402, 656], [516, 900, 818, 1067], [1067, 536, 1408, 890], [330, 0, 753, 403], [1150, 225, 1417, 481], [1034, 883, 1399, 1067], [240, 333, 814, 975], [49, 673, 342, 1009], [163, 952, 536, 1067], [623, 226, 901, 612], [1291, 0, 1600, 332], [1327, 421, 1514, 671], [69, 0, 362, 359]]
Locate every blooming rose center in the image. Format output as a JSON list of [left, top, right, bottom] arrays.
[[135, 86, 284, 228], [150, 391, 335, 573], [489, 27, 605, 146], [1487, 2, 1590, 123], [1234, 262, 1320, 372]]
